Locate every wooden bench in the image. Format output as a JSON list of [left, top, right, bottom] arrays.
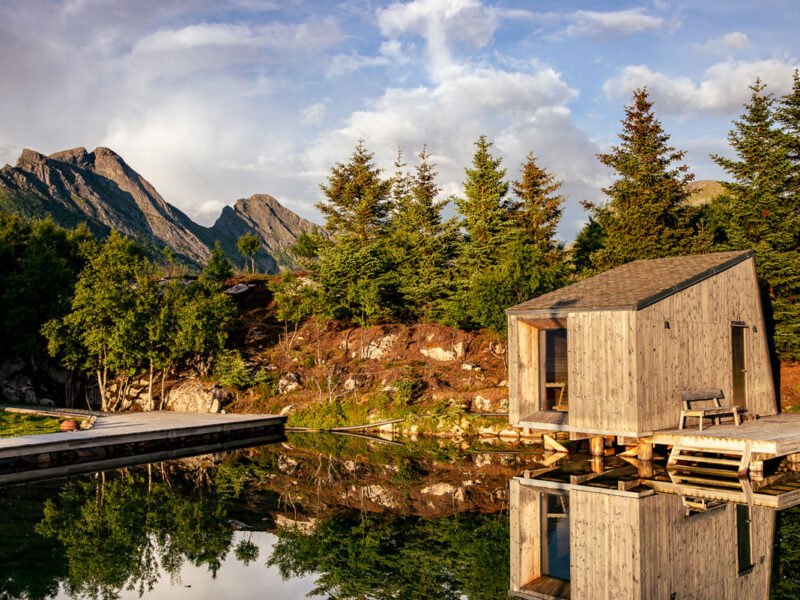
[[678, 389, 741, 431]]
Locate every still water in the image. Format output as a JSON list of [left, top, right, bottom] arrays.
[[1, 434, 799, 599]]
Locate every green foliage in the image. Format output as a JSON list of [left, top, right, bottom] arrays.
[[42, 231, 146, 410], [268, 511, 510, 600], [268, 272, 320, 348], [571, 216, 605, 276], [446, 145, 569, 332], [712, 78, 800, 360], [202, 240, 234, 284], [394, 368, 427, 404], [584, 88, 705, 271], [389, 148, 459, 322], [0, 412, 69, 437], [43, 231, 235, 409], [0, 214, 96, 355], [291, 230, 320, 260], [213, 350, 252, 389], [317, 140, 393, 241], [237, 232, 262, 274], [32, 469, 236, 598]]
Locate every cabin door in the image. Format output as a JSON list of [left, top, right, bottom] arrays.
[[731, 324, 748, 411]]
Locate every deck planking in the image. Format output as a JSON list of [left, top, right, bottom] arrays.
[[647, 412, 800, 456], [0, 411, 286, 461]]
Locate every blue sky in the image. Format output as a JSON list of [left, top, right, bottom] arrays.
[[1, 0, 798, 240]]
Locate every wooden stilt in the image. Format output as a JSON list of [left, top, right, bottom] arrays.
[[590, 456, 604, 474], [590, 435, 604, 457], [638, 460, 654, 479], [637, 440, 653, 461]]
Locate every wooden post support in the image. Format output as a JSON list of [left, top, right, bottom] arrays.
[[637, 440, 653, 461], [638, 460, 654, 479], [590, 435, 605, 457], [749, 460, 765, 481], [591, 456, 604, 474]]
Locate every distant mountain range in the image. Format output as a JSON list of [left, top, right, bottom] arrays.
[[0, 146, 320, 272]]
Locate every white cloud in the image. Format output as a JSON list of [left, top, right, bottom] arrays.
[[603, 58, 800, 114], [300, 101, 329, 125], [560, 8, 664, 38], [326, 53, 391, 78], [378, 0, 497, 75], [302, 62, 603, 240], [133, 17, 345, 54], [695, 31, 751, 54]]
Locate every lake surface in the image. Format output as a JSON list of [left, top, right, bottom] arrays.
[[1, 433, 799, 599]]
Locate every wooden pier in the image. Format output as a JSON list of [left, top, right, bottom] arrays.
[[0, 412, 286, 484]]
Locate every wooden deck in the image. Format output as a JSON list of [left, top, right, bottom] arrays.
[[0, 411, 286, 461], [647, 412, 800, 456]]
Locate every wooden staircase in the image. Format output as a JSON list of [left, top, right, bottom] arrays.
[[667, 444, 753, 515]]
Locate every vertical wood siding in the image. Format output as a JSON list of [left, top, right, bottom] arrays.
[[568, 310, 639, 433], [636, 258, 776, 432]]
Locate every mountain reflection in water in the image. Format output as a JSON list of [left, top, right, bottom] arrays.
[[3, 435, 800, 599]]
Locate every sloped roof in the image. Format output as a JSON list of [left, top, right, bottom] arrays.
[[506, 250, 754, 315]]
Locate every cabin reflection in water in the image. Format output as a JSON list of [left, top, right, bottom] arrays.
[[509, 475, 777, 599]]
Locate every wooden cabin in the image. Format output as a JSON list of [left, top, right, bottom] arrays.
[[509, 479, 775, 600], [506, 250, 777, 438]]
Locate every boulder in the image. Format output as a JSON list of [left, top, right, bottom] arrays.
[[277, 372, 301, 394], [421, 341, 464, 362], [361, 485, 399, 509], [351, 334, 398, 360], [461, 363, 481, 371], [164, 379, 228, 413]]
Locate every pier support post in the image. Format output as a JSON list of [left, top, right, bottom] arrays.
[[788, 453, 800, 472], [637, 440, 653, 461], [590, 435, 605, 457]]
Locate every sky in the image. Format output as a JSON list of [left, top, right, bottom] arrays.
[[1, 0, 798, 241]]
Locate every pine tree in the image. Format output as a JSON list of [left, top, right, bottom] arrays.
[[317, 141, 393, 241], [776, 69, 800, 197], [712, 78, 800, 360], [313, 142, 400, 322], [455, 135, 511, 270], [585, 88, 699, 271], [461, 154, 569, 332], [390, 147, 458, 320], [202, 241, 233, 285]]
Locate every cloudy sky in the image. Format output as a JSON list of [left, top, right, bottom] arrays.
[[1, 0, 798, 240]]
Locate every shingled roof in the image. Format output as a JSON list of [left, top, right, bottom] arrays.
[[506, 250, 754, 315]]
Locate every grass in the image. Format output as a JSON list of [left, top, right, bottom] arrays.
[[0, 411, 69, 437]]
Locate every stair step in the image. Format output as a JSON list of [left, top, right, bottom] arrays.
[[673, 455, 741, 466], [670, 465, 740, 477], [673, 475, 744, 488]]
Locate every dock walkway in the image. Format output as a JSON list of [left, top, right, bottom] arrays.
[[0, 411, 286, 461]]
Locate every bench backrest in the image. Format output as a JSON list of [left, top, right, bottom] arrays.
[[680, 389, 725, 410]]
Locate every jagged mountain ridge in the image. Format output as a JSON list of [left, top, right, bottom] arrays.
[[0, 146, 320, 272]]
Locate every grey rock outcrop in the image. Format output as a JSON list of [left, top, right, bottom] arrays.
[[0, 147, 322, 273]]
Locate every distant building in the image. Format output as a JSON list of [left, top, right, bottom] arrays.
[[505, 250, 776, 438]]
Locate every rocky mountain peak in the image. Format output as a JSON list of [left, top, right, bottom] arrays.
[[0, 145, 322, 274]]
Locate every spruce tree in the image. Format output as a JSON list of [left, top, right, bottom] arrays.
[[455, 135, 511, 270], [712, 79, 800, 360], [313, 142, 400, 322], [202, 241, 233, 284], [585, 88, 699, 271], [317, 140, 393, 241], [390, 147, 458, 320], [776, 69, 800, 197]]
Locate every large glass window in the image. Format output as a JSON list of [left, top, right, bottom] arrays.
[[542, 494, 571, 581], [540, 328, 568, 411]]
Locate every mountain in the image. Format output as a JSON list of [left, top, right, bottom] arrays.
[[0, 147, 320, 272], [686, 179, 726, 206]]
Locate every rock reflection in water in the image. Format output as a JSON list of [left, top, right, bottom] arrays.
[[0, 433, 542, 600]]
